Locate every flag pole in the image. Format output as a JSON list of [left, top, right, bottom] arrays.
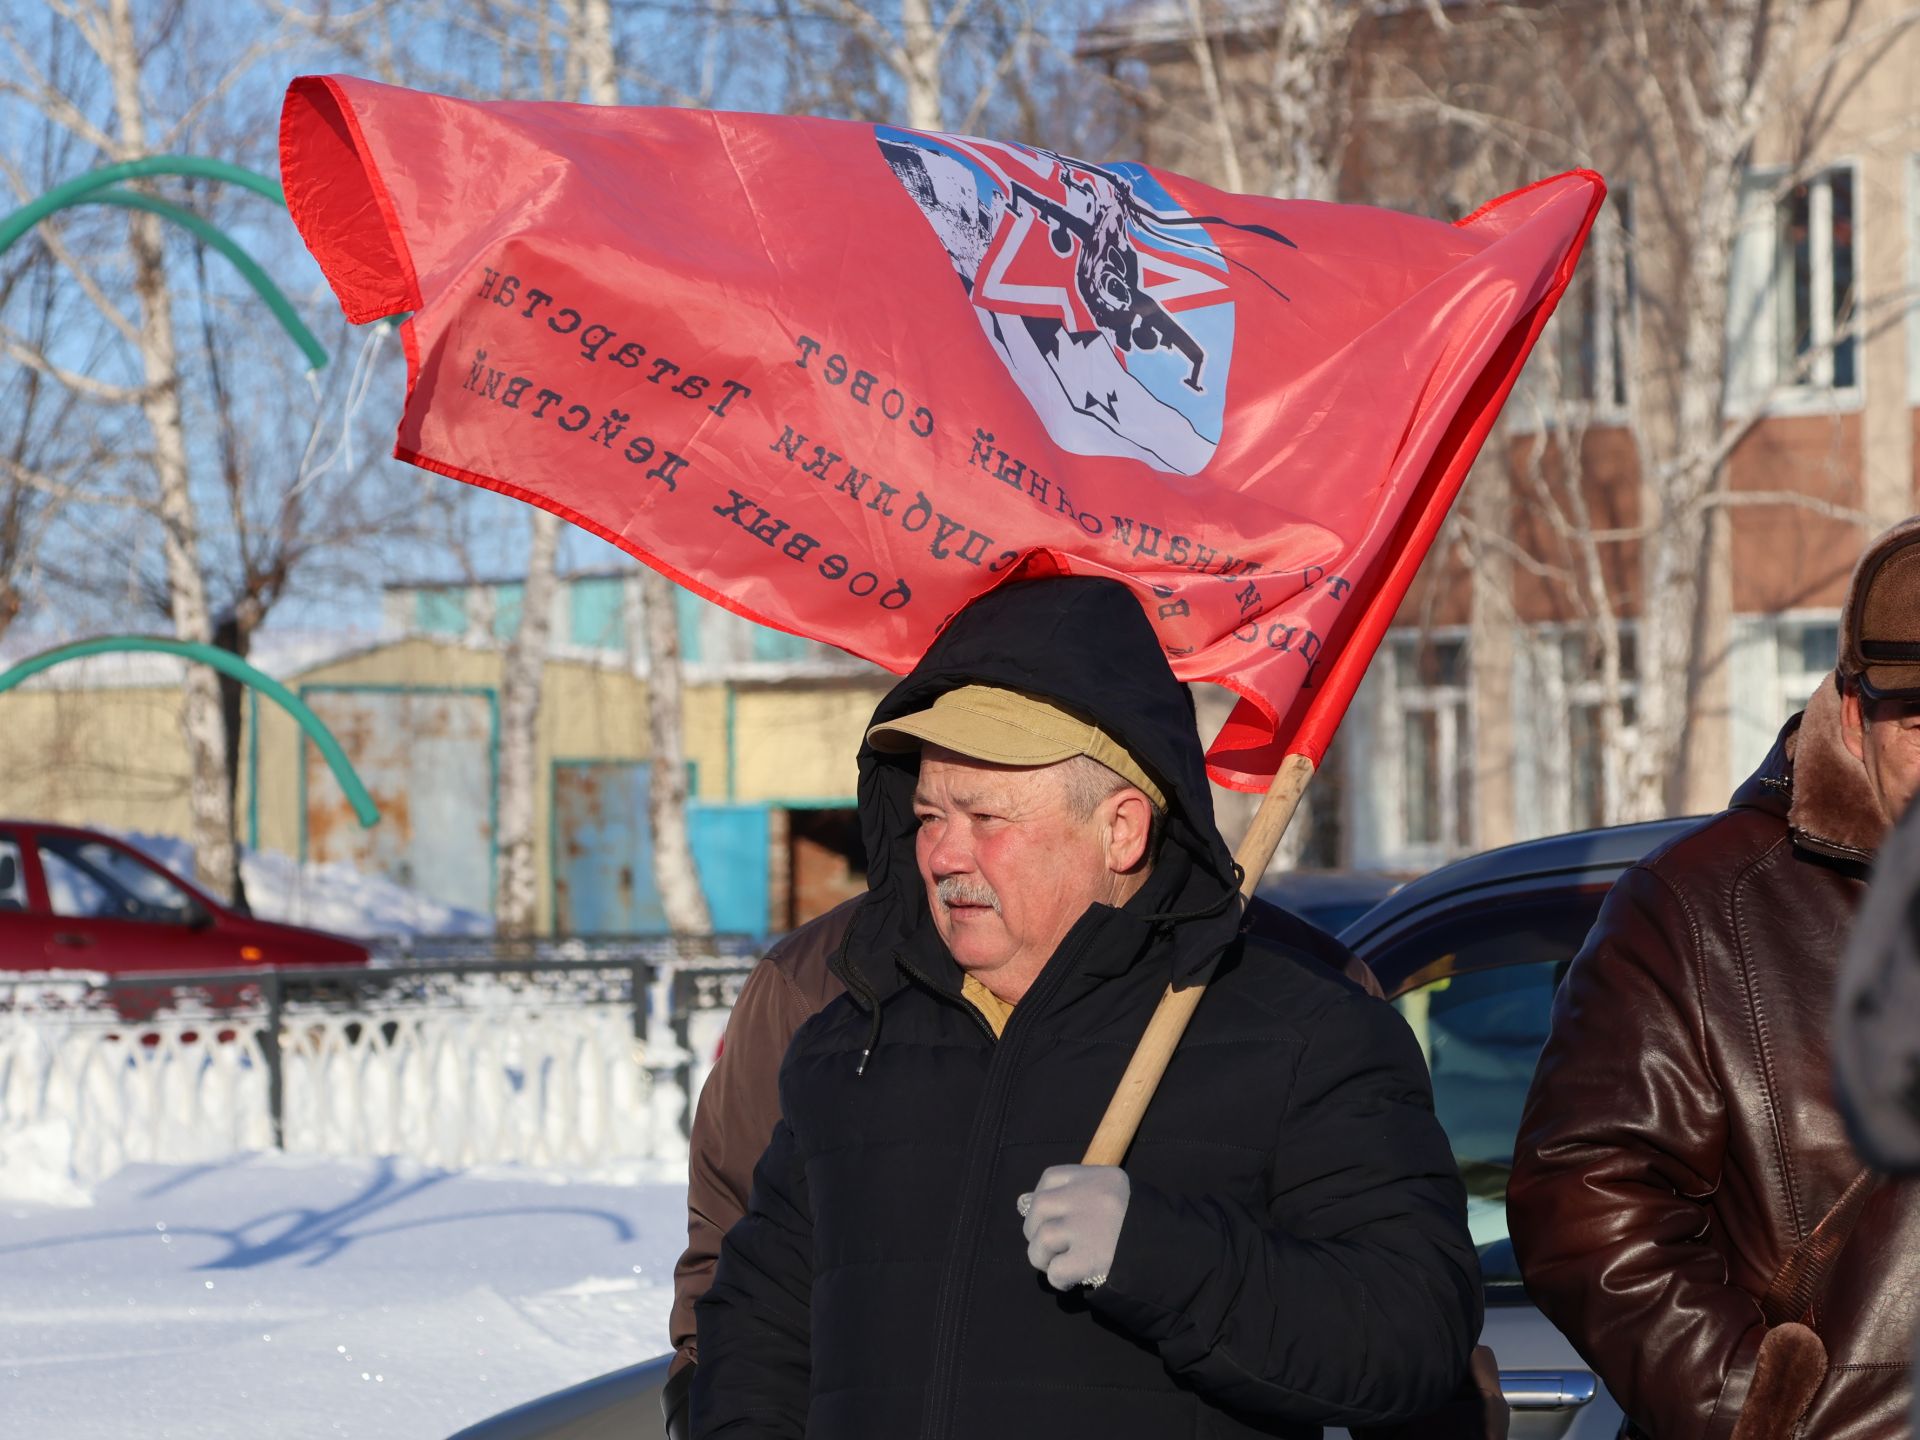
[[1080, 751, 1316, 1166], [1072, 236, 1599, 1166]]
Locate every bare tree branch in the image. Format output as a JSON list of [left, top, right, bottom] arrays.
[[1, 335, 149, 403]]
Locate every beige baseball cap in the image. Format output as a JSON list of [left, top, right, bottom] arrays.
[[866, 684, 1167, 809]]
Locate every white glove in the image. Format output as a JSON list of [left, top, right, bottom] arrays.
[[1018, 1163, 1130, 1291]]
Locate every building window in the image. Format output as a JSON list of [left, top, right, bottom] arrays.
[[1728, 165, 1859, 406], [674, 589, 707, 664], [1776, 615, 1839, 727], [1510, 191, 1633, 428], [568, 575, 628, 651], [751, 626, 814, 663], [414, 588, 467, 636], [1393, 634, 1472, 860], [1561, 628, 1638, 832], [1552, 190, 1634, 412], [490, 582, 525, 642]]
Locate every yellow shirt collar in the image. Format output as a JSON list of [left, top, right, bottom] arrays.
[[960, 973, 1016, 1038]]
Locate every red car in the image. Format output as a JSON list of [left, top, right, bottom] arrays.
[[0, 820, 370, 972]]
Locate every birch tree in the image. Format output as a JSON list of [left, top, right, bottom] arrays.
[[758, 0, 1046, 132], [452, 0, 584, 938], [475, 0, 718, 938], [577, 0, 718, 940], [1082, 0, 1375, 868], [3, 0, 455, 902], [1191, 0, 1362, 200], [0, 244, 91, 646], [1375, 0, 1919, 824], [1609, 0, 1807, 818], [0, 0, 280, 899], [1074, 0, 1372, 201]]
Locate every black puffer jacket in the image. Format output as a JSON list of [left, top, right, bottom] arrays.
[[694, 578, 1479, 1439]]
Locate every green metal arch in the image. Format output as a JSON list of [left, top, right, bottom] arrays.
[[93, 189, 329, 371], [0, 637, 380, 829], [0, 156, 328, 371], [0, 157, 284, 255]]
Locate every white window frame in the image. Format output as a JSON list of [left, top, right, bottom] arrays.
[[1560, 624, 1640, 834], [1726, 163, 1864, 417], [1510, 189, 1635, 433], [1728, 609, 1841, 790], [1772, 611, 1842, 726], [1381, 629, 1473, 870]]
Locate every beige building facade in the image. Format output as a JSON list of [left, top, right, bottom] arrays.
[[0, 586, 892, 934]]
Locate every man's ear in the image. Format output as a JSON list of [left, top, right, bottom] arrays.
[[1842, 683, 1868, 764], [1101, 789, 1153, 874]]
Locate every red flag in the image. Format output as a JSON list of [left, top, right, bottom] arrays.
[[280, 75, 1601, 791]]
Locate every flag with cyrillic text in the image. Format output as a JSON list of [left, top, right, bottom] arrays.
[[280, 75, 1602, 790]]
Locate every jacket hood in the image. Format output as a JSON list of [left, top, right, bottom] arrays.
[[1733, 670, 1886, 866], [836, 577, 1243, 1009]]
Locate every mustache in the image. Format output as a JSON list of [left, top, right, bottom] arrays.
[[935, 877, 1001, 912]]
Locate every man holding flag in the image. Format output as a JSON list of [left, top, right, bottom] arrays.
[[691, 575, 1481, 1438], [274, 71, 1606, 1440]]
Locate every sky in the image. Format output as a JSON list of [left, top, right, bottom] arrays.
[[1, 0, 1110, 645]]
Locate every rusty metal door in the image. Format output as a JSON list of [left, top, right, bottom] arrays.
[[302, 687, 497, 917], [552, 761, 666, 935], [552, 762, 769, 934]]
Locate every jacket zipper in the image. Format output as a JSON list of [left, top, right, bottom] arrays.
[[896, 955, 999, 1044], [911, 924, 1096, 1440]]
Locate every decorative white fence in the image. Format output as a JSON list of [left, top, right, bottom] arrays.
[[0, 946, 757, 1184]]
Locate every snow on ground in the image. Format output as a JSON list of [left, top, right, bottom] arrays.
[[238, 849, 493, 939], [120, 832, 493, 938], [0, 1152, 686, 1438]]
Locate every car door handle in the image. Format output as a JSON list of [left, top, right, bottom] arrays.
[[52, 932, 94, 948], [1501, 1370, 1598, 1410]]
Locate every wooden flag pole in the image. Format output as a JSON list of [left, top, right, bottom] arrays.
[[1080, 751, 1318, 1166]]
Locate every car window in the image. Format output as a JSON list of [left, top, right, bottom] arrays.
[[1374, 890, 1611, 1288], [39, 837, 199, 925], [0, 838, 24, 911]]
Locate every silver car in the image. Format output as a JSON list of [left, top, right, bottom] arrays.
[[453, 820, 1699, 1440]]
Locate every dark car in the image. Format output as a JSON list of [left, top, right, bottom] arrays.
[[1336, 816, 1699, 1438], [448, 818, 1702, 1440], [1252, 867, 1410, 936], [0, 820, 371, 971]]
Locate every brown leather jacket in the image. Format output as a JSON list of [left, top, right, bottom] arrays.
[[1508, 679, 1917, 1440], [668, 894, 1386, 1375]]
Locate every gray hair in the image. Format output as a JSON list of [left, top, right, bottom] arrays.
[[1059, 754, 1167, 860]]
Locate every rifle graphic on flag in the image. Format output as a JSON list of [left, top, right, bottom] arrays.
[[280, 74, 1603, 1157]]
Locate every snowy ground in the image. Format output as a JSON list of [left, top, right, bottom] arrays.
[[0, 1153, 686, 1438], [120, 832, 493, 939]]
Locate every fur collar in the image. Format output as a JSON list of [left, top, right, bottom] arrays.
[[1786, 673, 1887, 865]]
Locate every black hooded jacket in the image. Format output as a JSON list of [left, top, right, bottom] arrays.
[[693, 578, 1479, 1439]]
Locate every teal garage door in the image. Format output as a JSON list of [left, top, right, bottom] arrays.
[[552, 761, 768, 934]]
